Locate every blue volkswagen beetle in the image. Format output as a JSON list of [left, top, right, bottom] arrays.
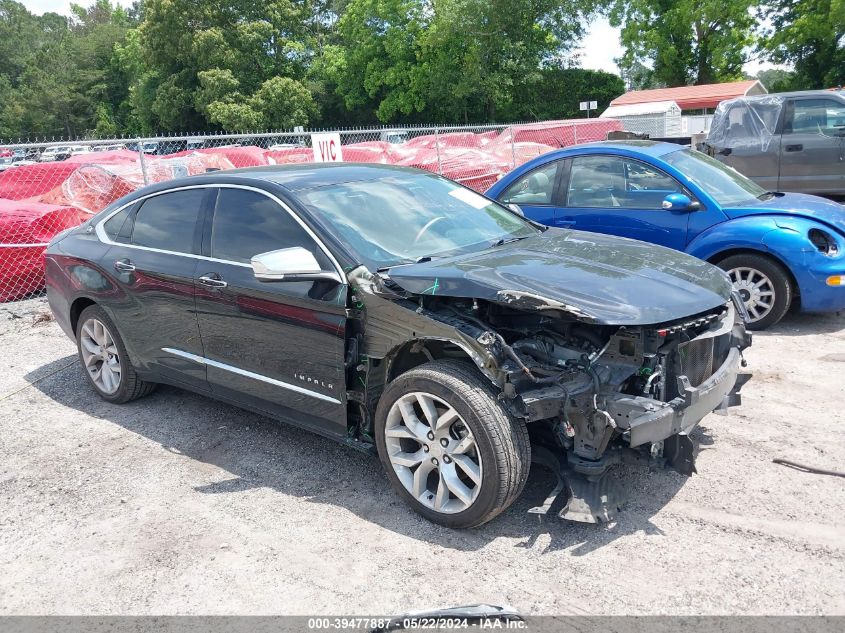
[[487, 140, 845, 329]]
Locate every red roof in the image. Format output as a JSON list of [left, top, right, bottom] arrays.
[[610, 80, 766, 111]]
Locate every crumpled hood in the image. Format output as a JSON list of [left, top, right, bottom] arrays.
[[387, 229, 732, 325], [724, 192, 845, 235]]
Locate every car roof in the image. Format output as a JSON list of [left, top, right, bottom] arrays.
[[199, 163, 429, 191], [565, 140, 685, 157], [740, 89, 845, 100]]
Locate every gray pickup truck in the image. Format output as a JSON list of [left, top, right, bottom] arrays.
[[703, 90, 845, 199]]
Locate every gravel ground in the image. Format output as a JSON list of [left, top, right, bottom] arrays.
[[1, 297, 843, 616]]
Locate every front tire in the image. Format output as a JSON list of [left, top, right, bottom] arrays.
[[75, 304, 155, 403], [717, 253, 793, 330], [374, 360, 530, 528]]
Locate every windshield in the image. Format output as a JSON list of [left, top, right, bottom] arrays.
[[663, 148, 767, 206], [298, 173, 539, 270]]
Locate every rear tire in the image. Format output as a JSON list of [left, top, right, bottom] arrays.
[[717, 253, 792, 330], [75, 304, 155, 404], [374, 360, 530, 528]]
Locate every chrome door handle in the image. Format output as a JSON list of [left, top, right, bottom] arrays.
[[198, 274, 227, 288], [114, 259, 135, 272]]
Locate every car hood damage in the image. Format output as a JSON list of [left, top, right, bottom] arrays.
[[347, 230, 750, 525], [386, 230, 733, 325], [724, 192, 845, 236]]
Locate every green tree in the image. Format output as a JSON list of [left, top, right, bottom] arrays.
[[500, 68, 625, 121], [135, 0, 321, 132], [759, 0, 845, 89], [334, 0, 429, 122], [250, 76, 317, 129], [754, 68, 798, 93], [609, 0, 756, 87], [0, 0, 135, 139], [422, 0, 591, 122], [336, 0, 596, 123]]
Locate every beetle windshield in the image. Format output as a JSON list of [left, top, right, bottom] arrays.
[[662, 148, 767, 206], [297, 173, 540, 270]]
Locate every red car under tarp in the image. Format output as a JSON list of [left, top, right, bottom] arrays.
[[0, 199, 83, 301]]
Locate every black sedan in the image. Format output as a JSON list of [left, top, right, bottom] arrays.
[[45, 164, 751, 527]]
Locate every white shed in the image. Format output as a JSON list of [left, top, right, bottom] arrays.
[[600, 100, 683, 138]]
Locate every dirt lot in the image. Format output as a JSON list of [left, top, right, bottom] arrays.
[[1, 297, 843, 616]]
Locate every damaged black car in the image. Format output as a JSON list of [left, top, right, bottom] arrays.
[[45, 164, 752, 528]]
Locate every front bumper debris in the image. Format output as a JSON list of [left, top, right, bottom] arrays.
[[528, 446, 628, 524], [607, 347, 751, 448], [528, 339, 751, 523]]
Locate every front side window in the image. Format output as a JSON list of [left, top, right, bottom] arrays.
[[210, 188, 330, 267], [786, 99, 845, 136], [566, 155, 682, 209], [499, 162, 558, 205], [131, 189, 204, 254], [298, 173, 538, 270], [725, 104, 756, 140]]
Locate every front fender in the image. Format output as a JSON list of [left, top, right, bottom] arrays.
[[685, 216, 782, 262], [688, 215, 845, 312], [760, 216, 845, 311]]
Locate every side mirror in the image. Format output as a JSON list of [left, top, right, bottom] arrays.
[[661, 193, 700, 212], [251, 247, 340, 283], [507, 203, 525, 217]]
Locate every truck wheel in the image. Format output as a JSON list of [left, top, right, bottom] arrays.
[[717, 253, 792, 330], [76, 304, 156, 403], [374, 360, 530, 528]]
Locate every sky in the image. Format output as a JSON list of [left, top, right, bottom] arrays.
[[27, 1, 774, 78]]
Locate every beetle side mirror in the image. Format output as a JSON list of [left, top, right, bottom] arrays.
[[251, 247, 340, 283], [507, 203, 525, 217], [661, 193, 699, 212]]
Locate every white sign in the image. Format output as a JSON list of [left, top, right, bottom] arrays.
[[579, 100, 598, 111], [311, 133, 343, 163]]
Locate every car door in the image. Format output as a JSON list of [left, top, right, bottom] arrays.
[[561, 154, 694, 250], [716, 100, 782, 191], [778, 97, 845, 195], [192, 186, 348, 437], [99, 187, 210, 391], [495, 161, 563, 227]]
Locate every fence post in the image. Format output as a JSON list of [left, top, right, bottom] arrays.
[[137, 138, 149, 185], [434, 127, 442, 175], [509, 127, 516, 169], [573, 123, 578, 145]]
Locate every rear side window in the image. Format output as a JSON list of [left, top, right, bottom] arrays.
[[499, 162, 559, 205], [131, 190, 204, 254], [102, 206, 131, 241], [786, 98, 845, 136], [210, 188, 330, 267]]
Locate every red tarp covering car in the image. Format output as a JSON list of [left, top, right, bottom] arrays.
[[194, 146, 270, 168], [0, 199, 83, 301], [0, 119, 624, 301], [341, 141, 395, 164], [405, 132, 488, 149], [393, 146, 511, 191], [497, 119, 623, 147], [0, 163, 81, 200], [36, 152, 237, 214], [266, 147, 313, 164]]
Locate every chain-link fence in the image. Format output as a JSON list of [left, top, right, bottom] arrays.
[[0, 116, 681, 303]]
